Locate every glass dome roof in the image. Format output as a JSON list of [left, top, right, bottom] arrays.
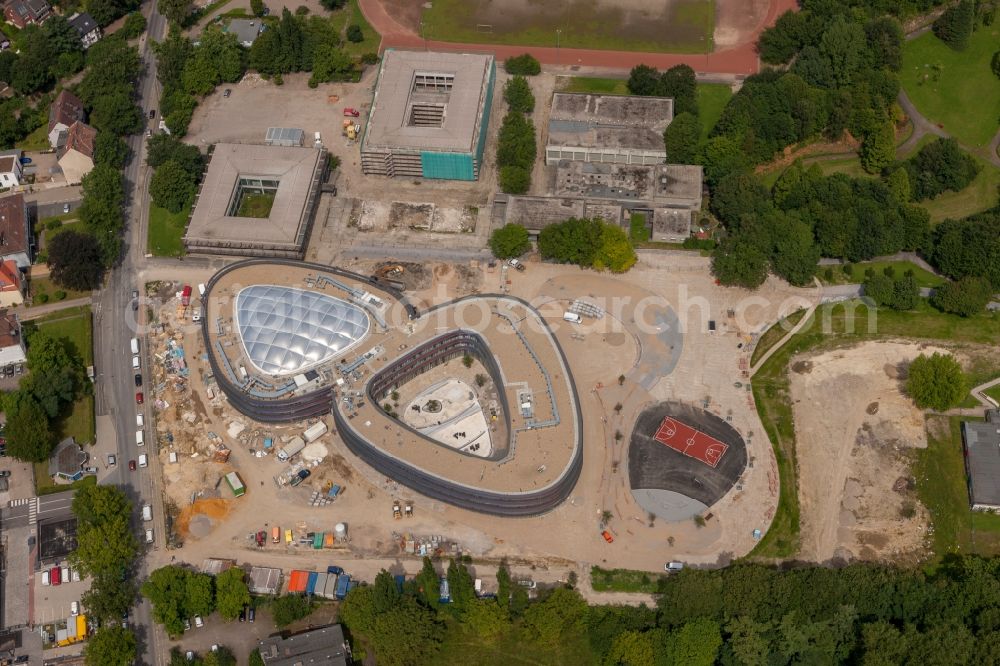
[[234, 285, 369, 376]]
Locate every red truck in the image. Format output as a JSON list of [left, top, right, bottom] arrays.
[[181, 285, 192, 306], [255, 530, 266, 548], [343, 108, 360, 117]]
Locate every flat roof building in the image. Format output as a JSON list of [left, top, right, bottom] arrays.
[[227, 18, 264, 47], [546, 93, 674, 166], [962, 411, 1000, 511], [258, 624, 350, 666], [361, 49, 495, 181], [184, 143, 327, 259]]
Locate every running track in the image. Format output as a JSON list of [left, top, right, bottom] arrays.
[[357, 0, 798, 75]]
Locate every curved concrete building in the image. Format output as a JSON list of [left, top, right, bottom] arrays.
[[201, 259, 583, 516]]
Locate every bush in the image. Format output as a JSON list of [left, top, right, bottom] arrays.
[[499, 166, 530, 194], [931, 277, 994, 316], [504, 53, 541, 76], [319, 0, 346, 8], [46, 218, 62, 230], [682, 237, 716, 251], [897, 138, 980, 201], [906, 352, 966, 411], [250, 0, 265, 16], [361, 52, 379, 65], [295, 5, 309, 14], [347, 24, 364, 42], [36, 293, 49, 304], [53, 290, 66, 301], [933, 0, 975, 50], [122, 12, 147, 39], [489, 223, 531, 259], [503, 76, 535, 114], [539, 217, 636, 273]]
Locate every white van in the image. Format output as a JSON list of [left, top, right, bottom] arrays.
[[136, 413, 144, 428], [197, 283, 206, 297], [563, 312, 582, 324], [132, 355, 140, 370], [145, 529, 154, 544], [138, 453, 148, 468], [130, 338, 139, 355], [136, 430, 144, 447], [665, 561, 685, 573], [142, 504, 152, 522]]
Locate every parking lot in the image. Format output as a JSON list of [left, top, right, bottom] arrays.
[[33, 566, 86, 625], [165, 607, 278, 665]]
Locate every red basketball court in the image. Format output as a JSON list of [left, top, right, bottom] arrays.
[[654, 416, 729, 468]]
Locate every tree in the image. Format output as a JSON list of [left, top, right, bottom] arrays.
[[663, 112, 700, 164], [146, 134, 204, 176], [271, 594, 313, 628], [606, 630, 655, 666], [758, 11, 809, 65], [906, 352, 965, 411], [415, 557, 440, 610], [522, 588, 588, 642], [504, 53, 540, 75], [94, 132, 130, 169], [499, 166, 530, 194], [122, 12, 148, 39], [931, 277, 994, 316], [150, 160, 197, 213], [82, 573, 136, 623], [85, 626, 137, 666], [495, 111, 536, 171], [462, 599, 508, 641], [4, 395, 52, 462], [319, 0, 346, 7], [627, 64, 660, 96], [89, 91, 144, 136], [901, 138, 980, 200], [593, 222, 637, 273], [711, 237, 770, 289], [446, 559, 476, 611], [368, 596, 443, 666], [72, 485, 137, 580], [310, 43, 354, 86], [251, 0, 265, 16], [346, 24, 363, 42], [143, 567, 195, 637], [934, 0, 975, 50], [771, 218, 820, 287], [496, 561, 511, 612], [659, 64, 697, 116], [215, 568, 250, 621], [159, 0, 192, 25], [504, 75, 535, 113], [489, 223, 530, 259], [669, 618, 723, 666], [993, 51, 1000, 80], [47, 230, 105, 291], [203, 645, 236, 666], [860, 121, 895, 174], [372, 570, 401, 614]]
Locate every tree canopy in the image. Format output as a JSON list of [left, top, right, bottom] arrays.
[[930, 276, 995, 316], [489, 223, 531, 259], [893, 138, 980, 201], [503, 75, 535, 114], [504, 53, 541, 76], [47, 230, 105, 291], [142, 566, 215, 637], [150, 160, 198, 213], [215, 568, 251, 621], [906, 351, 966, 410], [538, 217, 637, 273], [84, 626, 137, 666]]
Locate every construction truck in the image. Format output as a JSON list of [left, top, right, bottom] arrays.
[[393, 502, 402, 520], [342, 119, 360, 140]]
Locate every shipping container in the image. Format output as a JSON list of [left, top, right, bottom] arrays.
[[314, 572, 328, 596], [322, 573, 339, 599], [224, 472, 245, 497], [335, 574, 351, 599], [306, 571, 319, 595], [288, 570, 309, 593], [328, 484, 341, 499], [324, 533, 334, 548], [395, 574, 405, 592], [312, 532, 324, 549]]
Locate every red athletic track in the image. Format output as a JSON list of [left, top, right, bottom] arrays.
[[654, 416, 729, 468], [358, 0, 798, 75]]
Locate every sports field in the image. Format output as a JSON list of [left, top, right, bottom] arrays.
[[420, 0, 715, 53]]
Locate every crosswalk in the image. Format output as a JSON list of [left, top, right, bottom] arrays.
[[7, 497, 37, 526]]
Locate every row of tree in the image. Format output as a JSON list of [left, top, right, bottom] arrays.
[[148, 134, 206, 213], [142, 565, 252, 637], [538, 217, 637, 273], [496, 109, 537, 195], [73, 486, 141, 666]]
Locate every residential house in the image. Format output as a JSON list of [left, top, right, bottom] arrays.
[[58, 121, 97, 185], [3, 0, 50, 28], [68, 12, 100, 49], [0, 193, 30, 269], [0, 149, 21, 189], [48, 437, 88, 482], [0, 311, 25, 366], [48, 90, 86, 150], [0, 259, 23, 306]]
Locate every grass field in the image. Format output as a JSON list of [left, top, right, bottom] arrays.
[[422, 0, 714, 53], [28, 276, 91, 305], [34, 467, 95, 496], [590, 566, 664, 593], [33, 306, 96, 445], [330, 0, 379, 57], [435, 619, 593, 665], [557, 76, 630, 95], [148, 204, 190, 257], [917, 416, 1000, 558], [749, 308, 807, 367], [237, 192, 275, 218], [816, 260, 946, 289], [697, 83, 731, 139], [986, 384, 1000, 405], [920, 160, 1000, 223], [901, 27, 1000, 149], [749, 301, 1000, 558]]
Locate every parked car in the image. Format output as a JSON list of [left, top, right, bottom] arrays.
[[136, 392, 144, 404], [343, 107, 360, 117], [194, 615, 204, 628], [134, 374, 142, 387], [41, 570, 50, 586], [664, 561, 685, 573], [136, 413, 144, 428], [71, 601, 79, 616], [129, 460, 136, 471], [51, 567, 61, 585], [239, 606, 246, 622], [601, 530, 614, 543], [248, 606, 255, 623], [0, 470, 10, 478], [107, 454, 116, 466], [223, 88, 231, 97], [148, 109, 156, 119], [184, 618, 191, 631], [62, 203, 70, 214]]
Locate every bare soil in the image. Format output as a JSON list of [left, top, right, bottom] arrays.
[[790, 341, 936, 564]]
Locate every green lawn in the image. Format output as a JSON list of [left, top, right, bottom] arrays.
[[919, 160, 1000, 223], [33, 467, 95, 496], [814, 154, 869, 179], [628, 213, 649, 243], [148, 204, 190, 257], [557, 76, 629, 95], [749, 301, 1000, 558], [986, 384, 1000, 405], [421, 0, 714, 53], [590, 566, 663, 593], [237, 192, 275, 218], [435, 619, 594, 665], [696, 83, 731, 140], [917, 416, 1000, 559], [33, 306, 96, 445], [330, 0, 380, 57], [15, 123, 50, 151], [816, 260, 946, 289], [28, 275, 92, 306], [901, 27, 1000, 148], [749, 308, 807, 367]]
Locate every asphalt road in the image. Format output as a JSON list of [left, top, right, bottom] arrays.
[[91, 3, 168, 664]]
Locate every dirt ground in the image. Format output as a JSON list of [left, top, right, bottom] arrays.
[[713, 0, 770, 48], [790, 341, 937, 564]]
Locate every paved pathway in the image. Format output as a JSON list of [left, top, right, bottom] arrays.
[[357, 0, 798, 75], [9, 296, 92, 321]]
